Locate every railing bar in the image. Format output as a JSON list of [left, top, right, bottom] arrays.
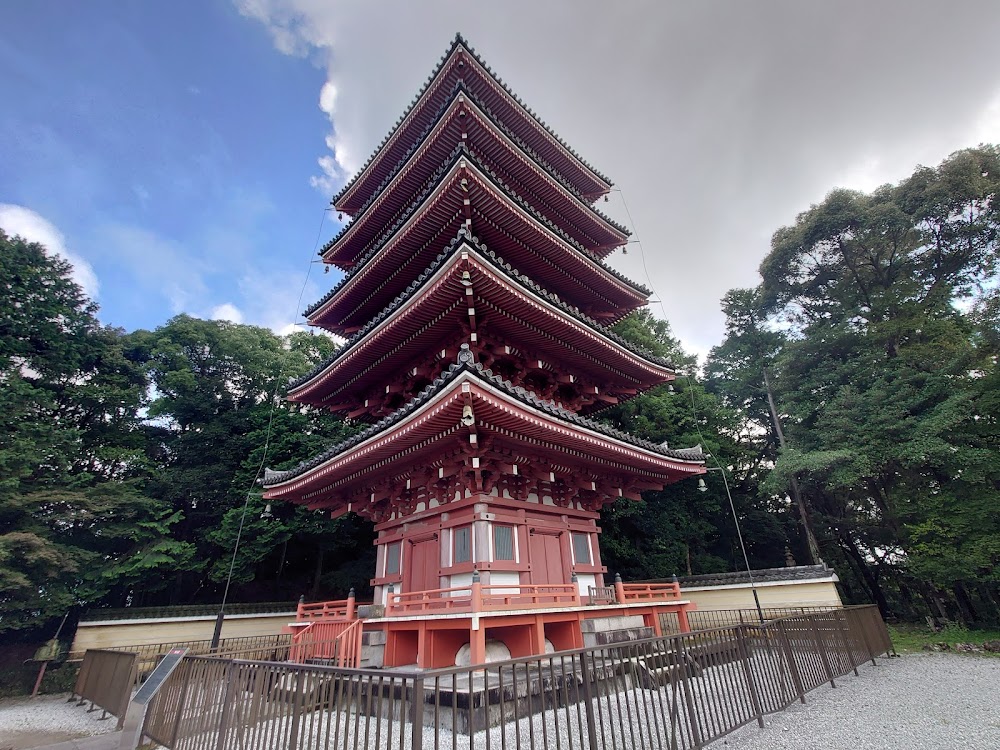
[[681, 631, 719, 741], [704, 631, 732, 737], [632, 641, 656, 750], [373, 674, 385, 750], [512, 662, 523, 750], [546, 649, 564, 750], [536, 656, 550, 750], [643, 639, 670, 750], [618, 643, 640, 750]]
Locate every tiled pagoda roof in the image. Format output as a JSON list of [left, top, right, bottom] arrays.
[[320, 91, 630, 267], [290, 229, 673, 398], [333, 33, 611, 212], [328, 82, 628, 245], [265, 357, 703, 488], [306, 146, 647, 324]]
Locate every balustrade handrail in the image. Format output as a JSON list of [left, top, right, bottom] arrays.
[[386, 581, 581, 615], [619, 581, 681, 601]]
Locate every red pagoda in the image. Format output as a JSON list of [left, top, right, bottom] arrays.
[[264, 34, 705, 669]]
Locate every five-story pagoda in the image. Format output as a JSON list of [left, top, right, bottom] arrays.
[[264, 34, 705, 668]]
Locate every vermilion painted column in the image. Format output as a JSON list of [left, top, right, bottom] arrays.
[[677, 606, 691, 633]]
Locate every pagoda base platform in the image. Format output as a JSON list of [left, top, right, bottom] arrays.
[[365, 600, 692, 670], [296, 635, 703, 735]]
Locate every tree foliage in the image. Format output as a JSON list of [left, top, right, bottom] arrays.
[[708, 145, 1000, 623], [3, 144, 998, 635]]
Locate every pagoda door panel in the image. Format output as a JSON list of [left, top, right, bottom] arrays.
[[528, 530, 565, 587], [406, 536, 440, 593]]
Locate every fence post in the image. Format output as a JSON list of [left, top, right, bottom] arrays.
[[676, 637, 703, 748], [286, 669, 305, 750], [213, 661, 238, 750], [614, 572, 626, 604], [346, 587, 356, 620], [834, 609, 860, 676], [808, 615, 836, 688], [852, 608, 878, 666], [776, 621, 806, 705], [579, 651, 601, 750], [168, 662, 193, 747], [736, 626, 765, 728], [410, 676, 425, 750]]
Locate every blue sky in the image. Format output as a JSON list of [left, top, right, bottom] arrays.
[[3, 1, 998, 354], [0, 1, 340, 334]]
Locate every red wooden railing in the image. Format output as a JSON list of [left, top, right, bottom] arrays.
[[386, 582, 581, 616], [333, 619, 364, 668], [617, 581, 682, 602]]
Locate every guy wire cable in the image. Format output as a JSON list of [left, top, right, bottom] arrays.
[[214, 204, 333, 640]]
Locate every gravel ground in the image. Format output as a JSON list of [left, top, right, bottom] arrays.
[[708, 653, 1000, 750], [0, 694, 116, 750]]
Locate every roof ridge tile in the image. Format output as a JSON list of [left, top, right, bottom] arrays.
[[332, 35, 610, 207]]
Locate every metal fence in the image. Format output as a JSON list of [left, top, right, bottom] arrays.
[[140, 604, 891, 750], [659, 606, 846, 634], [71, 633, 293, 663], [71, 649, 137, 729]]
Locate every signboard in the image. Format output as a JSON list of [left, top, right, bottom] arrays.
[[119, 648, 188, 750], [132, 648, 187, 705]]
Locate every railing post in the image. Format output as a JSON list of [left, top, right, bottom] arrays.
[[808, 614, 836, 688], [213, 661, 238, 750], [676, 636, 703, 748], [471, 569, 483, 612], [776, 620, 806, 704], [346, 587, 356, 621], [410, 676, 424, 750], [736, 626, 765, 728], [385, 584, 395, 617], [296, 594, 305, 619], [852, 607, 878, 666], [614, 572, 626, 604], [579, 650, 602, 750]]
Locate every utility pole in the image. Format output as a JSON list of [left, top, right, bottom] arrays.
[[763, 368, 823, 565]]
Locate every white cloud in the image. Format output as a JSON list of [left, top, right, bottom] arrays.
[[210, 302, 245, 323], [0, 204, 100, 298], [95, 222, 209, 314], [238, 1, 1000, 353]]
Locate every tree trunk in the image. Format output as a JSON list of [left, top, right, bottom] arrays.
[[311, 546, 325, 599], [837, 532, 890, 617], [953, 583, 977, 625], [763, 368, 822, 564]]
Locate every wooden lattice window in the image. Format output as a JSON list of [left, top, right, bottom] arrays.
[[571, 532, 591, 565], [493, 525, 515, 561], [385, 542, 401, 575], [454, 526, 471, 564]]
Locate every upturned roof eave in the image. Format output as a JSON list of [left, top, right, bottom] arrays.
[[320, 93, 629, 267], [306, 149, 646, 323], [291, 231, 673, 400], [333, 35, 612, 213], [290, 252, 672, 407], [265, 361, 704, 494]]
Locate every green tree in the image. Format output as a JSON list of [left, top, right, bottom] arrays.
[[754, 145, 1000, 622], [0, 231, 193, 631], [598, 311, 786, 581]]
